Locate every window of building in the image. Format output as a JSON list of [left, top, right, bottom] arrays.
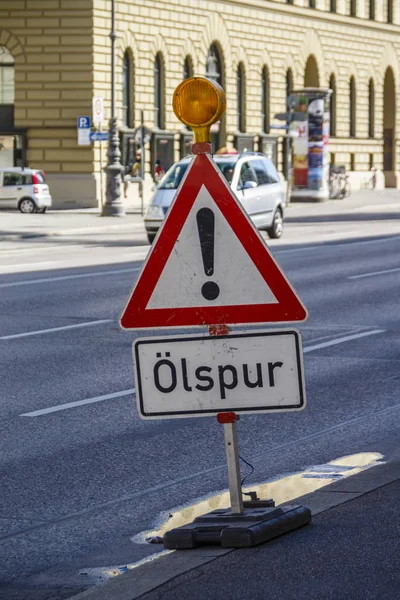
[[206, 44, 225, 151], [154, 52, 165, 129], [329, 74, 336, 137], [286, 0, 294, 4], [286, 68, 293, 99], [369, 153, 374, 169], [0, 46, 14, 128], [309, 0, 316, 8], [0, 46, 14, 105], [369, 1, 375, 20], [122, 51, 134, 128], [350, 153, 355, 171], [330, 0, 336, 12], [387, 1, 393, 23], [183, 55, 193, 80], [237, 62, 246, 133], [368, 79, 375, 138], [261, 65, 270, 133], [350, 0, 357, 16], [349, 76, 356, 137]]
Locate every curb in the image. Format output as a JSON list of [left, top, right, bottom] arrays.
[[3, 222, 145, 241], [68, 457, 400, 600]]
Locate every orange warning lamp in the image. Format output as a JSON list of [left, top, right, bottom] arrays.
[[173, 77, 226, 143]]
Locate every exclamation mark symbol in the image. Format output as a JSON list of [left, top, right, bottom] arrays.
[[196, 208, 220, 301]]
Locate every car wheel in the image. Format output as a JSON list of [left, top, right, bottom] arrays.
[[147, 232, 156, 244], [267, 208, 283, 239], [19, 198, 36, 214]]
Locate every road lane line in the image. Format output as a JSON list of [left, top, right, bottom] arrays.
[[347, 266, 400, 280], [20, 388, 136, 417], [0, 267, 141, 289], [19, 329, 385, 418], [0, 319, 113, 340], [275, 235, 400, 254], [303, 329, 385, 352]]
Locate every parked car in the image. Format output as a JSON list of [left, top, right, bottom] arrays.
[[0, 167, 52, 213], [144, 152, 285, 243]]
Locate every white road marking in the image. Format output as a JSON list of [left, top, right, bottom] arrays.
[[20, 388, 136, 417], [0, 319, 113, 340], [275, 235, 400, 254], [303, 329, 385, 352], [0, 267, 140, 289], [347, 266, 400, 280], [19, 329, 386, 418]]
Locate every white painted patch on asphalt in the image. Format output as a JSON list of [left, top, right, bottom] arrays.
[[0, 319, 113, 340], [303, 329, 385, 352], [0, 267, 141, 288], [20, 388, 136, 417], [347, 266, 400, 280]]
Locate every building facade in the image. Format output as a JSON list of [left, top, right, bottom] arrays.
[[1, 0, 400, 208]]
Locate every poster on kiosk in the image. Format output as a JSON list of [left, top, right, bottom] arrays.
[[290, 88, 332, 201]]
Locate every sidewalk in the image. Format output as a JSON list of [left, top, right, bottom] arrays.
[[70, 457, 400, 600], [1, 188, 399, 243]]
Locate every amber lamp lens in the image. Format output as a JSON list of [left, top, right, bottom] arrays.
[[174, 79, 219, 126]]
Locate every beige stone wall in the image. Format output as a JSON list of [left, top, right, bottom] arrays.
[[1, 0, 97, 207], [92, 0, 400, 184], [3, 0, 400, 208]]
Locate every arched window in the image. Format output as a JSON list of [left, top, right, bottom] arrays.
[[368, 79, 375, 138], [122, 50, 134, 128], [286, 68, 293, 98], [0, 46, 14, 127], [369, 1, 375, 20], [154, 52, 165, 129], [237, 62, 246, 132], [350, 0, 357, 16], [329, 74, 336, 137], [206, 43, 226, 150], [304, 55, 320, 87], [387, 1, 393, 23], [349, 76, 356, 138], [183, 55, 193, 80], [330, 0, 336, 12], [261, 65, 270, 133]]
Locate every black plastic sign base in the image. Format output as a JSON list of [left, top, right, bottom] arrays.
[[163, 504, 311, 549]]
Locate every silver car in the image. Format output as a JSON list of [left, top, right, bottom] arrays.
[[144, 152, 285, 243], [0, 167, 52, 213]]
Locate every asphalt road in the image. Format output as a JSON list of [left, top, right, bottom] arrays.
[[1, 196, 400, 594]]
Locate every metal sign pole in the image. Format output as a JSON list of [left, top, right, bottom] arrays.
[[211, 324, 243, 516], [220, 415, 243, 515], [99, 123, 104, 209]]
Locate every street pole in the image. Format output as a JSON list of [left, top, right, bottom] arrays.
[[102, 0, 125, 217]]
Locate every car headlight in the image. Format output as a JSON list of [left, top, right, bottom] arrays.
[[145, 205, 164, 218]]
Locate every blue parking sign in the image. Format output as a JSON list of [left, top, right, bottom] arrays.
[[77, 116, 91, 145]]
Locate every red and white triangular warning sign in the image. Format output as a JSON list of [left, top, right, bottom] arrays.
[[120, 154, 307, 329]]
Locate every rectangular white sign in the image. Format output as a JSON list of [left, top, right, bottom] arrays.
[[92, 96, 105, 126], [133, 329, 306, 419]]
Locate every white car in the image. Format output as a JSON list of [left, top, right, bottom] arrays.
[[0, 167, 52, 213], [144, 152, 285, 243]]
